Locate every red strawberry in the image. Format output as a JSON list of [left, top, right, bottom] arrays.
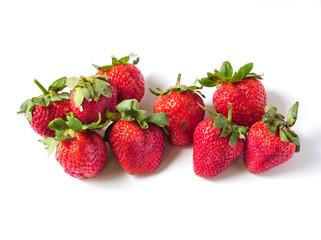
[[18, 77, 71, 138], [106, 99, 168, 175], [66, 75, 117, 124], [244, 102, 300, 174], [193, 104, 247, 178], [40, 114, 108, 179], [93, 54, 144, 103], [151, 73, 205, 146], [199, 61, 266, 127]]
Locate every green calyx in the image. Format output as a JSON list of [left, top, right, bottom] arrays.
[[105, 99, 168, 130], [39, 112, 109, 155], [198, 61, 263, 87], [149, 73, 205, 98], [199, 103, 248, 146], [262, 102, 300, 152], [92, 53, 139, 71], [17, 77, 70, 121], [66, 75, 112, 111]]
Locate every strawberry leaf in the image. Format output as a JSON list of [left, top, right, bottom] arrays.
[[25, 100, 34, 121], [220, 125, 232, 138], [229, 131, 239, 146], [116, 99, 138, 116], [93, 79, 111, 98], [118, 53, 136, 64], [69, 75, 112, 109], [105, 110, 122, 122], [49, 92, 70, 102], [66, 115, 83, 133], [198, 77, 218, 87], [144, 113, 169, 127], [220, 61, 233, 79], [39, 137, 59, 155], [149, 88, 161, 96], [66, 77, 79, 89], [84, 113, 109, 130], [73, 88, 85, 109], [151, 73, 204, 97], [135, 110, 147, 120], [247, 72, 263, 80], [279, 127, 289, 142], [211, 104, 247, 146], [49, 118, 69, 131], [94, 53, 139, 71], [230, 63, 252, 82], [213, 115, 229, 129], [262, 102, 300, 152], [133, 57, 140, 65], [200, 61, 263, 87], [18, 78, 70, 121], [286, 129, 300, 152], [113, 99, 169, 129], [287, 101, 299, 127], [18, 99, 30, 115], [49, 77, 67, 91], [239, 126, 248, 135], [43, 113, 109, 154], [137, 119, 148, 129], [121, 114, 135, 122]]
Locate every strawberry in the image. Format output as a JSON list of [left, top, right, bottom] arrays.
[[18, 77, 71, 138], [193, 104, 247, 178], [199, 61, 266, 127], [244, 102, 300, 174], [93, 53, 144, 103], [40, 113, 109, 179], [66, 74, 117, 124], [150, 73, 205, 146], [106, 99, 168, 175]]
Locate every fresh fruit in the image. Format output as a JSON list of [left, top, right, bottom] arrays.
[[193, 104, 247, 178], [150, 73, 205, 146], [199, 61, 266, 127], [106, 99, 168, 175], [244, 102, 300, 174], [66, 74, 117, 124], [40, 113, 109, 179], [18, 77, 71, 138], [93, 53, 144, 103]]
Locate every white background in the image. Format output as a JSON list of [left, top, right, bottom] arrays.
[[1, 0, 321, 239]]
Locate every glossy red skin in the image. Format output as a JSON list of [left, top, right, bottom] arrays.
[[70, 80, 117, 124], [56, 130, 107, 179], [96, 63, 144, 103], [153, 91, 205, 146], [30, 99, 71, 138], [244, 121, 296, 174], [193, 118, 245, 178], [213, 78, 267, 127], [108, 121, 165, 175]]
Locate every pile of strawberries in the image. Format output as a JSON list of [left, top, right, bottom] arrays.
[[18, 54, 300, 179]]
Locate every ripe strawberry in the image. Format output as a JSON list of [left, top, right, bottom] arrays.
[[106, 99, 168, 175], [66, 74, 117, 124], [93, 53, 144, 103], [244, 102, 300, 174], [40, 113, 109, 179], [193, 104, 247, 178], [199, 61, 266, 127], [150, 73, 205, 146], [18, 77, 71, 138]]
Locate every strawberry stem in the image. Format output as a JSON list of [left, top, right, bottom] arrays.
[[33, 79, 49, 95], [197, 103, 219, 117], [176, 73, 182, 86]]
